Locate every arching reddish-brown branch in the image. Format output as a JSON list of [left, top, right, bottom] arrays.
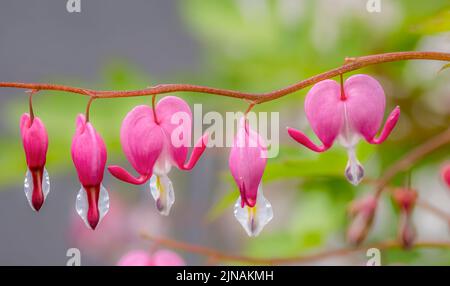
[[0, 51, 449, 103], [141, 232, 450, 265]]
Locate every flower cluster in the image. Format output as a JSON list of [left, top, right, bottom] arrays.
[[19, 74, 400, 236]]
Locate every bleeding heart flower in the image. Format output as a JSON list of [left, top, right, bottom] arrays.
[[20, 113, 50, 212], [287, 74, 400, 185], [347, 195, 377, 245], [117, 250, 152, 266], [71, 114, 109, 230], [117, 249, 186, 266], [229, 118, 273, 237], [441, 164, 450, 188], [108, 96, 208, 216], [150, 249, 186, 266], [392, 188, 417, 249]]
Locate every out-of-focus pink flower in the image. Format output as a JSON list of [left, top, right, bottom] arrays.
[[68, 194, 129, 259], [229, 119, 272, 237], [392, 188, 417, 249], [347, 195, 377, 245], [20, 113, 50, 212], [109, 96, 208, 216], [117, 249, 186, 266], [441, 164, 450, 188], [117, 250, 152, 266], [288, 74, 400, 185], [71, 114, 109, 230], [150, 249, 186, 266]]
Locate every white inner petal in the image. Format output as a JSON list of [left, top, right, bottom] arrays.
[[75, 184, 110, 230], [234, 184, 273, 237], [24, 167, 50, 211], [338, 104, 360, 148], [149, 174, 175, 216], [338, 104, 365, 185], [153, 143, 173, 176], [345, 146, 365, 186]]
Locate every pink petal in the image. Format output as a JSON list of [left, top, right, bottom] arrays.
[[344, 74, 386, 142], [180, 133, 209, 170], [156, 96, 192, 168], [107, 166, 152, 185], [287, 127, 331, 152], [442, 164, 450, 188], [115, 105, 164, 182], [229, 120, 267, 207], [150, 249, 186, 266], [117, 250, 152, 266], [20, 113, 48, 168], [71, 114, 107, 187], [368, 106, 400, 144], [304, 79, 344, 148]]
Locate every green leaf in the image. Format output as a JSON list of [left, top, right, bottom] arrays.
[[410, 9, 450, 34], [205, 188, 239, 223]]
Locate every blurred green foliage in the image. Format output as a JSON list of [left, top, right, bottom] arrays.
[[1, 0, 450, 265]]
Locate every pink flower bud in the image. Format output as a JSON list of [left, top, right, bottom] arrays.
[[392, 188, 417, 249], [20, 113, 49, 212], [117, 249, 186, 266], [398, 211, 416, 249], [441, 164, 450, 188], [347, 195, 377, 245], [71, 114, 108, 230], [392, 188, 417, 213], [117, 250, 152, 266], [150, 249, 186, 266]]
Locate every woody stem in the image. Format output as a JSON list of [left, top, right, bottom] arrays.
[[85, 97, 95, 123], [339, 73, 346, 100], [152, 94, 159, 124], [0, 51, 448, 103]]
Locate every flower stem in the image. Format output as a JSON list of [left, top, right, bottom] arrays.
[[140, 231, 450, 265], [85, 97, 95, 123], [0, 51, 449, 103]]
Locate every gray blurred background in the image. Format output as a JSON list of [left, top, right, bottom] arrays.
[[0, 0, 449, 266], [0, 0, 212, 265]]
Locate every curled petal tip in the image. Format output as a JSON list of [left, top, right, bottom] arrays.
[[287, 127, 330, 152], [369, 106, 400, 144], [108, 165, 151, 185], [181, 133, 209, 170]]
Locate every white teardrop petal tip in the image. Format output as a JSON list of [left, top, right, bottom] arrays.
[[75, 184, 110, 230], [24, 168, 50, 211], [345, 159, 364, 186], [345, 146, 364, 186], [234, 185, 273, 237], [149, 174, 175, 216]]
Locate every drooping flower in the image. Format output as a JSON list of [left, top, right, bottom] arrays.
[[117, 250, 153, 266], [229, 118, 273, 237], [20, 113, 50, 211], [150, 249, 186, 266], [288, 74, 400, 185], [392, 188, 417, 249], [347, 195, 377, 245], [441, 164, 450, 188], [108, 96, 208, 216], [71, 114, 109, 230], [117, 249, 186, 266]]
